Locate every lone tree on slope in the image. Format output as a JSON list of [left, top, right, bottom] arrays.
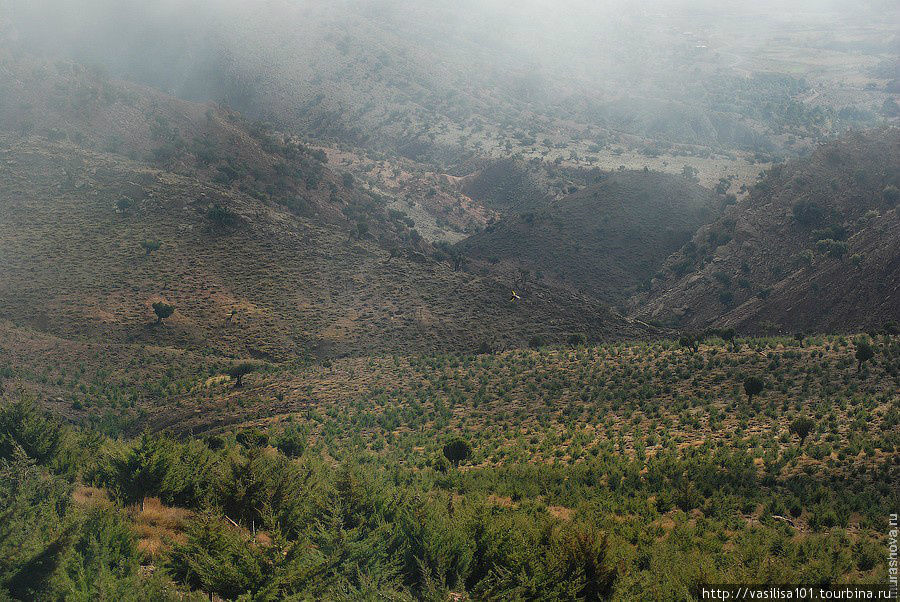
[[743, 376, 764, 401], [152, 302, 174, 324], [140, 240, 161, 255], [679, 333, 700, 353], [789, 416, 815, 446], [442, 437, 472, 467], [227, 362, 259, 388], [854, 340, 875, 373]]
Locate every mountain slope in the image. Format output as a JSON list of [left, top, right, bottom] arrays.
[[0, 52, 656, 368], [458, 158, 555, 215], [633, 128, 900, 333], [0, 134, 656, 363], [9, 0, 895, 168], [457, 170, 717, 305], [0, 51, 401, 232]]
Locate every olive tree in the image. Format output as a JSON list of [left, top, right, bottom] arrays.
[[854, 340, 875, 373], [227, 362, 259, 388]]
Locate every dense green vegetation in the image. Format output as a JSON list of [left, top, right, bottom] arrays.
[[1, 334, 896, 600]]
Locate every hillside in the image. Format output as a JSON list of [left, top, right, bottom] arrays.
[[8, 0, 896, 175], [634, 128, 900, 333], [458, 158, 555, 215], [457, 170, 718, 305], [0, 134, 652, 362], [0, 51, 408, 236], [2, 334, 897, 598], [0, 61, 659, 350], [0, 4, 898, 600]]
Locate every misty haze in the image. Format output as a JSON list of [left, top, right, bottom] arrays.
[[0, 1, 898, 600]]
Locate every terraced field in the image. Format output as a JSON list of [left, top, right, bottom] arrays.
[[2, 334, 896, 600], [148, 336, 899, 473]]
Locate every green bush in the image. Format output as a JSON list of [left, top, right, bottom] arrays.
[[206, 203, 236, 227], [168, 513, 269, 600], [789, 416, 815, 445], [140, 240, 161, 255], [442, 437, 472, 466], [152, 302, 174, 323], [528, 335, 547, 350], [743, 376, 764, 401]]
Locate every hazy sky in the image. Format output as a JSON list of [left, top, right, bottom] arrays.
[[3, 0, 896, 144]]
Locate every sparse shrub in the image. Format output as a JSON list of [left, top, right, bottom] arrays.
[[477, 341, 495, 355], [273, 426, 305, 458], [855, 539, 882, 571], [681, 165, 699, 182], [812, 224, 848, 241], [351, 220, 369, 240], [795, 249, 815, 266], [792, 200, 827, 226], [528, 335, 546, 350], [140, 240, 161, 255], [431, 454, 450, 473], [860, 209, 879, 223], [815, 239, 848, 260], [207, 203, 236, 227], [204, 435, 225, 451], [235, 428, 269, 448], [567, 333, 587, 347]]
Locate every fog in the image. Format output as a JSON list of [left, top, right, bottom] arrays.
[[3, 0, 897, 154]]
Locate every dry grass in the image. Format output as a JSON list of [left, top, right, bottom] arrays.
[[73, 485, 110, 508], [547, 506, 574, 521], [131, 497, 192, 560]]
